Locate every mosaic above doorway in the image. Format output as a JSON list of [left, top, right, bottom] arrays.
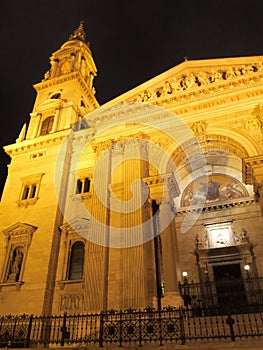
[[181, 174, 249, 207]]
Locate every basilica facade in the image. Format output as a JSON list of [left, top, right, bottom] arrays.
[[0, 22, 263, 317]]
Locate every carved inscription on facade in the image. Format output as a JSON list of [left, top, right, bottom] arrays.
[[59, 294, 84, 311]]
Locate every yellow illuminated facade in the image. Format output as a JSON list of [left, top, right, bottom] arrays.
[[0, 22, 263, 316]]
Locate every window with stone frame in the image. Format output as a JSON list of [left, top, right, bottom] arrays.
[[0, 223, 37, 290], [17, 173, 44, 207], [72, 169, 93, 200], [67, 241, 85, 280], [58, 218, 89, 289], [39, 115, 54, 135]]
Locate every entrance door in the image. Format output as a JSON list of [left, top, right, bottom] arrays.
[[213, 264, 247, 312]]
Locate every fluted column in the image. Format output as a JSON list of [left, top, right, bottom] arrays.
[[144, 172, 183, 308], [158, 197, 182, 307]]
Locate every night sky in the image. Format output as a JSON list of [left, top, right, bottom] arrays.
[[1, 0, 263, 196]]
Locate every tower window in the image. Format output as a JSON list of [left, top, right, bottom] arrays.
[[21, 184, 37, 200], [68, 241, 85, 280], [40, 116, 54, 135], [18, 173, 44, 207], [75, 178, 90, 194]]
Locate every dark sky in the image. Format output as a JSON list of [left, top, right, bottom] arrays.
[[1, 0, 263, 196]]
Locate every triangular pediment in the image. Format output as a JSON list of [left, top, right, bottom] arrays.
[[35, 97, 62, 113], [59, 217, 90, 233], [100, 55, 263, 108], [2, 222, 37, 236]]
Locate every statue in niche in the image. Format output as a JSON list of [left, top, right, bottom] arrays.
[[7, 247, 24, 282]]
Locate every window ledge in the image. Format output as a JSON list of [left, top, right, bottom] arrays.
[[57, 279, 85, 290], [0, 281, 24, 291], [17, 197, 39, 207], [70, 193, 92, 201]]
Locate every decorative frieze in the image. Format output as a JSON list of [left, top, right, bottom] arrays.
[[129, 62, 263, 104]]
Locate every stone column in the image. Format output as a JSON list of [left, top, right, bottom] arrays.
[[243, 155, 263, 215], [51, 108, 60, 133], [158, 174, 183, 307], [144, 172, 183, 308]]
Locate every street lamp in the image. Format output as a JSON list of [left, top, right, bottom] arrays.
[[244, 264, 250, 280], [244, 264, 250, 271], [182, 271, 188, 283], [181, 272, 191, 308]]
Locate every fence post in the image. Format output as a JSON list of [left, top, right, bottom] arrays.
[[119, 309, 123, 348], [99, 311, 104, 347], [8, 316, 17, 348], [158, 308, 163, 346], [60, 312, 68, 346], [138, 309, 142, 347], [226, 315, 235, 342], [179, 307, 186, 345], [25, 314, 33, 348]]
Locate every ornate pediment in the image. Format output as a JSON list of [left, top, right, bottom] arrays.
[[2, 222, 37, 247], [59, 217, 90, 235], [2, 222, 37, 237], [93, 56, 263, 116], [126, 57, 263, 104]]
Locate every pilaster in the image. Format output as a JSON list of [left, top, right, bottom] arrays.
[[243, 155, 263, 215]]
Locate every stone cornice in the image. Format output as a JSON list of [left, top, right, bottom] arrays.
[[177, 196, 255, 214], [242, 155, 263, 184], [34, 72, 99, 109], [85, 82, 263, 132], [3, 129, 71, 157]]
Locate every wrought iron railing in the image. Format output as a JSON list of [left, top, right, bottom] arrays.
[[0, 306, 263, 348], [178, 276, 263, 315]]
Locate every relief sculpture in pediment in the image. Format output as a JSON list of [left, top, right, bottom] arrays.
[[130, 61, 263, 103]]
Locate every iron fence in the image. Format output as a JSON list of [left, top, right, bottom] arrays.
[[0, 306, 263, 348], [178, 276, 263, 314]]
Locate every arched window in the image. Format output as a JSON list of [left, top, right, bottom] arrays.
[[39, 116, 54, 135], [68, 241, 85, 280]]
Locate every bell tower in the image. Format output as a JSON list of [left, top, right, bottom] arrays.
[[0, 23, 100, 316], [24, 21, 99, 140]]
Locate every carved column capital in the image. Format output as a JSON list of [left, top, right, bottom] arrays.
[[143, 172, 180, 205]]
